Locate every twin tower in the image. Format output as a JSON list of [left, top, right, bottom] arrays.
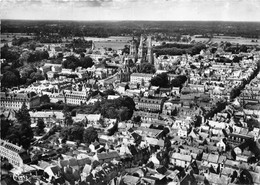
[[129, 35, 154, 65]]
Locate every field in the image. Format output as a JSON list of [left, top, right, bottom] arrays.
[[212, 36, 259, 45], [94, 41, 129, 50], [191, 35, 259, 45], [90, 36, 132, 50], [0, 33, 35, 47]]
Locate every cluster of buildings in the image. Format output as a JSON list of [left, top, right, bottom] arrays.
[[1, 34, 260, 185]]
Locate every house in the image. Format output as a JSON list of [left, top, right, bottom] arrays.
[[107, 95, 120, 100], [170, 152, 192, 168], [46, 71, 58, 79], [116, 83, 128, 94], [145, 137, 164, 150], [58, 90, 88, 105], [44, 165, 64, 184], [121, 175, 141, 185], [128, 145, 144, 165], [171, 87, 180, 95], [132, 111, 159, 121], [177, 127, 188, 138], [168, 74, 178, 81], [29, 110, 65, 127], [0, 92, 40, 111], [96, 151, 120, 164], [162, 101, 179, 116], [43, 63, 62, 72], [159, 87, 172, 96], [130, 73, 153, 85], [179, 171, 197, 185], [204, 172, 229, 185], [206, 153, 219, 169], [136, 98, 163, 113], [227, 133, 254, 145], [172, 119, 190, 129], [135, 127, 164, 139], [208, 120, 226, 130], [74, 113, 102, 125], [216, 138, 227, 152], [0, 139, 30, 168]]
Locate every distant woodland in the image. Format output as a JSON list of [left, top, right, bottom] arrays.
[[2, 20, 260, 39]]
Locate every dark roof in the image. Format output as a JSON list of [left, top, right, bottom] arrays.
[[128, 128, 134, 133], [97, 151, 119, 160], [128, 145, 138, 155], [77, 158, 91, 166], [131, 132, 142, 141], [156, 166, 167, 174], [180, 173, 197, 185], [51, 166, 60, 176]]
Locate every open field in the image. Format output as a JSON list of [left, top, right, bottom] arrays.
[[1, 33, 35, 47], [191, 36, 259, 45], [212, 36, 259, 45], [86, 36, 132, 50], [94, 41, 128, 50]]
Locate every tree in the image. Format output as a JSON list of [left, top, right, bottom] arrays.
[[70, 124, 84, 141], [171, 75, 187, 87], [6, 124, 20, 145], [132, 115, 141, 124], [15, 102, 34, 149], [118, 107, 130, 122], [107, 122, 118, 136], [1, 45, 20, 63], [40, 94, 50, 104], [29, 42, 36, 50], [63, 104, 73, 126], [0, 118, 12, 139], [80, 56, 94, 69], [102, 89, 116, 96], [61, 124, 84, 142], [34, 72, 45, 81], [192, 115, 202, 127], [1, 70, 20, 87], [36, 118, 45, 135], [139, 62, 156, 74], [151, 72, 169, 87], [83, 127, 98, 144], [15, 102, 31, 124], [172, 107, 178, 116], [62, 55, 80, 70], [106, 107, 118, 119]]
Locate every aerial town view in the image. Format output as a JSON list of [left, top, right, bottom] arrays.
[[0, 0, 260, 185]]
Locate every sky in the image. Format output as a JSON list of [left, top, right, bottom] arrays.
[[0, 0, 260, 22]]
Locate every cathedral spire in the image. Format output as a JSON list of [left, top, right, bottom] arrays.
[[138, 35, 144, 59], [129, 36, 137, 58], [147, 35, 154, 64]]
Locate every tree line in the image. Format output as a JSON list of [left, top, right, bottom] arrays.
[[153, 43, 206, 56], [150, 72, 187, 88]]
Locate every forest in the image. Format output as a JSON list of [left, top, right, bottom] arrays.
[[2, 20, 260, 38]]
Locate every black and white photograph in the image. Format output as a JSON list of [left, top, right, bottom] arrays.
[[1, 0, 260, 184]]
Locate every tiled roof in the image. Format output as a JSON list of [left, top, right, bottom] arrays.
[[97, 151, 120, 160], [171, 152, 191, 162], [131, 73, 153, 77], [0, 139, 23, 153]]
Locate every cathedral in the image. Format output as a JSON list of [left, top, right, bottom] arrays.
[[119, 35, 155, 82], [137, 35, 154, 64]]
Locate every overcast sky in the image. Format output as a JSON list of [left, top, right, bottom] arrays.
[[1, 0, 260, 22]]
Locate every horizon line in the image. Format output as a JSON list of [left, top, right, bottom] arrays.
[[2, 19, 260, 23]]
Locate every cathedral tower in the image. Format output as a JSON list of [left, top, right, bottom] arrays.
[[147, 35, 154, 64], [138, 35, 144, 59], [129, 36, 137, 59]]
